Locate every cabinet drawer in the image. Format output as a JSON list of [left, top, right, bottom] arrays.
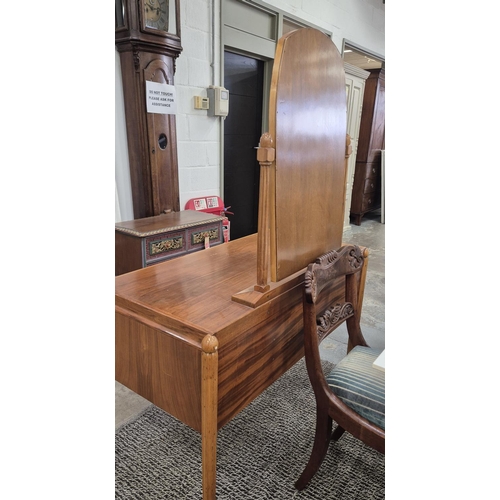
[[363, 177, 378, 195], [361, 192, 381, 213], [187, 223, 223, 252], [145, 230, 186, 264], [365, 162, 380, 179], [355, 161, 380, 182]]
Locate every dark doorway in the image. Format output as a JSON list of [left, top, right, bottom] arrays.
[[223, 51, 264, 240]]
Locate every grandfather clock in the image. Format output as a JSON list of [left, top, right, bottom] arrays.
[[115, 0, 182, 219]]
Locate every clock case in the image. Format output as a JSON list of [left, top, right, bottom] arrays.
[[116, 0, 183, 219]]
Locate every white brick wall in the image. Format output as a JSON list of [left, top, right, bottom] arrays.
[[174, 2, 219, 209]]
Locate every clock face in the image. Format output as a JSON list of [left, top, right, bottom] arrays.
[[144, 0, 169, 32]]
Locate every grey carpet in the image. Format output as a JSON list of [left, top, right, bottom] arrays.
[[115, 358, 384, 499]]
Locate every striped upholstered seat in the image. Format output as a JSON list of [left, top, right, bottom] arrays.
[[326, 346, 385, 430]]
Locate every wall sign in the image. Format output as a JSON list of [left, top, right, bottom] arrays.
[[146, 81, 177, 114]]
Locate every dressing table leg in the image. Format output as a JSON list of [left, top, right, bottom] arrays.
[[201, 335, 219, 500]]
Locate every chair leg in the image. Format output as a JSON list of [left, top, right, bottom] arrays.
[[295, 411, 333, 490], [332, 424, 345, 442]]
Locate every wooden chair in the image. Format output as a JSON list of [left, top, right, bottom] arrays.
[[295, 244, 385, 490]]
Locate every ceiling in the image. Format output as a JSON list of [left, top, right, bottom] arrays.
[[343, 48, 384, 70]]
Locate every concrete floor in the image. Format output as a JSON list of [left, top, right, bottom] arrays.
[[115, 210, 385, 429]]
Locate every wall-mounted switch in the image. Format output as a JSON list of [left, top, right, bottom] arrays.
[[194, 96, 209, 110]]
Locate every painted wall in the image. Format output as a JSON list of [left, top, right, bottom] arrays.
[[115, 0, 385, 222]]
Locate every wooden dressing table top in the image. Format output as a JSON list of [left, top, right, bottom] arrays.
[[116, 233, 280, 341]]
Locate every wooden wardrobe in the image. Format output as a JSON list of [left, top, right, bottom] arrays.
[[350, 68, 385, 225]]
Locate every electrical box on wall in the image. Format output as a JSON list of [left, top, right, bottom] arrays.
[[207, 85, 229, 117]]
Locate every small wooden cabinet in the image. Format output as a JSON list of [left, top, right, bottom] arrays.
[[350, 68, 385, 225], [115, 210, 225, 276]]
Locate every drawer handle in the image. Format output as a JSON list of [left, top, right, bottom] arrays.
[[371, 183, 374, 188], [372, 168, 376, 174]]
